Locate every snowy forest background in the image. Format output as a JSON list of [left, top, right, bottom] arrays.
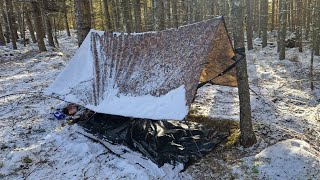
[[0, 0, 320, 179], [1, 0, 320, 59]]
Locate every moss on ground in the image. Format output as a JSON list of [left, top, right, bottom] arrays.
[[187, 114, 240, 149]]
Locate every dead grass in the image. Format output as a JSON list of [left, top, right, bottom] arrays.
[[187, 114, 240, 149]]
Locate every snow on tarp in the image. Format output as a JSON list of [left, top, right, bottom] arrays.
[[45, 17, 236, 120]]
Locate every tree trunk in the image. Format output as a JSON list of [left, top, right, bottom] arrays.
[[70, 0, 76, 29], [132, 0, 142, 32], [156, 0, 165, 30], [0, 16, 5, 46], [63, 0, 71, 36], [261, 0, 268, 48], [187, 0, 193, 24], [90, 0, 95, 28], [43, 0, 55, 47], [246, 0, 253, 50], [271, 0, 275, 31], [277, 0, 282, 52], [257, 1, 261, 37], [143, 0, 149, 30], [99, 0, 106, 31], [52, 18, 59, 47], [172, 0, 178, 28], [305, 0, 311, 40], [103, 0, 113, 32], [290, 0, 294, 31], [165, 0, 171, 28], [1, 2, 10, 43], [21, 3, 26, 46], [314, 0, 320, 56], [229, 0, 257, 148], [25, 11, 37, 43], [279, 0, 287, 60], [14, 3, 24, 41], [31, 1, 47, 51], [74, 0, 91, 46], [5, 0, 17, 49], [253, 0, 259, 33], [121, 0, 132, 32], [111, 0, 119, 31], [295, 0, 302, 52]]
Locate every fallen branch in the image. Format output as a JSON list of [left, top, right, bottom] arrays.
[[249, 87, 279, 113], [0, 91, 75, 105], [76, 131, 124, 158]]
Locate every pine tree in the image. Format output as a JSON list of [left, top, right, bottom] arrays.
[[0, 16, 5, 45], [25, 10, 37, 43], [229, 0, 257, 148], [246, 0, 253, 50], [5, 0, 17, 49], [132, 0, 142, 32], [279, 0, 287, 60], [31, 1, 47, 51], [103, 0, 113, 32], [63, 0, 71, 36], [43, 0, 55, 47], [261, 0, 268, 48], [74, 0, 91, 46]]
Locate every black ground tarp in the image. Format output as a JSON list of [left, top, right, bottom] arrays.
[[79, 113, 229, 167]]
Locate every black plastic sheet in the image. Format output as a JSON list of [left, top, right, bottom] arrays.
[[79, 113, 229, 167]]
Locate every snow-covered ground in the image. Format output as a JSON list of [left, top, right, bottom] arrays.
[[188, 37, 320, 179], [0, 34, 189, 179], [0, 32, 319, 179]]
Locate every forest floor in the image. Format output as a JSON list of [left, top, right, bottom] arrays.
[[0, 32, 319, 180]]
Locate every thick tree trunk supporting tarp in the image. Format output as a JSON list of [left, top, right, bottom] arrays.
[[45, 17, 236, 120], [79, 113, 229, 167]]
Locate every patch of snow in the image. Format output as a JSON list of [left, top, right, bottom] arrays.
[[232, 139, 320, 179]]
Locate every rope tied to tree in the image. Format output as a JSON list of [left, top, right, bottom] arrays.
[[197, 47, 246, 89]]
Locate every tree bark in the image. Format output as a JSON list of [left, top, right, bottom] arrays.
[[43, 0, 55, 47], [63, 0, 71, 36], [246, 0, 253, 50], [229, 0, 257, 148], [165, 0, 171, 28], [5, 0, 17, 49], [271, 0, 275, 30], [0, 16, 5, 46], [99, 0, 106, 31], [31, 1, 47, 51], [90, 0, 95, 28], [155, 0, 165, 30], [314, 0, 320, 56], [295, 0, 302, 52], [74, 0, 91, 46], [143, 0, 149, 30], [172, 0, 178, 28], [121, 0, 132, 32], [103, 0, 113, 32], [132, 0, 142, 32], [261, 0, 268, 48], [1, 1, 10, 43], [14, 3, 24, 41], [187, 0, 193, 24], [279, 0, 287, 60], [305, 0, 311, 40], [25, 11, 37, 43]]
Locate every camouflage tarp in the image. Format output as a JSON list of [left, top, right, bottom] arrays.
[[45, 17, 236, 120]]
